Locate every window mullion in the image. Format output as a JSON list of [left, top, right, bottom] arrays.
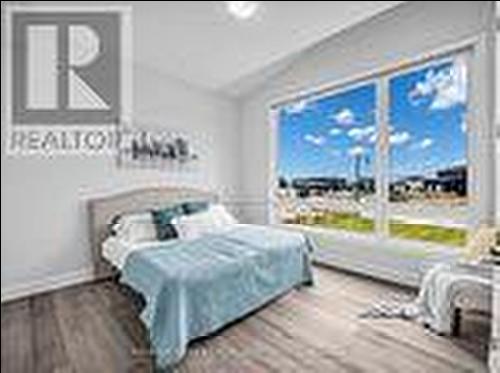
[[375, 77, 390, 237]]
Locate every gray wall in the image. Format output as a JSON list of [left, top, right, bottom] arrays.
[[1, 2, 241, 300], [239, 1, 496, 224]]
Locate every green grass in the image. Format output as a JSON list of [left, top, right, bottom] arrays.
[[389, 221, 467, 247], [308, 211, 375, 233], [294, 211, 466, 247]]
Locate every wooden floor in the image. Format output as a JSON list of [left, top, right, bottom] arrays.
[[1, 266, 490, 373]]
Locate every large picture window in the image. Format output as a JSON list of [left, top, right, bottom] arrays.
[[273, 52, 472, 248]]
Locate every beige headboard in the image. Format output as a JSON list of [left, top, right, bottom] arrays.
[[87, 186, 218, 279]]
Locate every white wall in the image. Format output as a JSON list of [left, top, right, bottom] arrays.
[[496, 25, 500, 224], [239, 1, 495, 224], [1, 1, 497, 302], [0, 2, 241, 301], [497, 2, 500, 125]]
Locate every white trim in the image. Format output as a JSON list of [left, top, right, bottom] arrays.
[[471, 32, 497, 227], [1, 267, 95, 303], [375, 76, 389, 236], [267, 108, 279, 224]]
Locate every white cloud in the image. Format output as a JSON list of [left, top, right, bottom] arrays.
[[329, 127, 342, 136], [389, 131, 410, 146], [284, 100, 308, 114], [451, 158, 467, 167], [461, 120, 467, 133], [347, 125, 376, 142], [348, 145, 365, 157], [408, 58, 467, 110], [304, 134, 325, 146], [333, 108, 355, 126], [419, 137, 433, 149]]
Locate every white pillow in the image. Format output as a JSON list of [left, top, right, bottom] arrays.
[[209, 204, 238, 226], [112, 212, 157, 243], [173, 204, 237, 240]]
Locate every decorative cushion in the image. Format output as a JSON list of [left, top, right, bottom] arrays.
[[151, 205, 184, 241], [110, 212, 157, 243], [107, 214, 122, 236], [182, 201, 210, 215]]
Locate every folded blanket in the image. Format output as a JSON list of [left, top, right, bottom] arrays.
[[360, 262, 493, 334]]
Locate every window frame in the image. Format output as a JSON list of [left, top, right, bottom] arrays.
[[383, 53, 471, 241], [268, 36, 495, 249]]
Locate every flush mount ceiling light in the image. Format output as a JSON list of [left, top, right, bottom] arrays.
[[225, 1, 260, 20]]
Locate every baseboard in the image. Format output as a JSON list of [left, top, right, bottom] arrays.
[[1, 267, 95, 303]]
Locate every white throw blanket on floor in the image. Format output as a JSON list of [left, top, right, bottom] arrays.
[[361, 262, 493, 334]]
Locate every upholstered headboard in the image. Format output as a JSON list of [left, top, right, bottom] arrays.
[[87, 187, 218, 279]]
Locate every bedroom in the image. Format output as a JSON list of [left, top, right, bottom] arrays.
[[1, 1, 499, 372]]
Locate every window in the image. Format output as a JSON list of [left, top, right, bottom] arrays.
[[388, 57, 468, 246], [276, 83, 377, 233], [273, 51, 474, 248]]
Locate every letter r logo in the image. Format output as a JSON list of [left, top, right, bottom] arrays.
[[11, 11, 122, 125]]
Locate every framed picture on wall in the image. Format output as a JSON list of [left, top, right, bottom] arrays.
[[117, 127, 198, 169]]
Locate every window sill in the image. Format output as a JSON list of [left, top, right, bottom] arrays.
[[274, 223, 461, 287]]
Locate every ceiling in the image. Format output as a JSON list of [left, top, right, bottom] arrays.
[[134, 1, 404, 96]]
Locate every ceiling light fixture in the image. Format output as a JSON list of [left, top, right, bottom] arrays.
[[225, 1, 260, 20]]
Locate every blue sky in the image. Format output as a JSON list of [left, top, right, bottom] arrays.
[[277, 58, 467, 182]]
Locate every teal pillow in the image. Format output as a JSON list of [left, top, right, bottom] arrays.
[[151, 205, 184, 240], [182, 201, 209, 215]]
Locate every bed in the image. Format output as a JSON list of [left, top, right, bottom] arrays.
[[87, 187, 314, 368]]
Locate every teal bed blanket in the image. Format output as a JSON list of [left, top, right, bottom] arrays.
[[120, 224, 314, 368]]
